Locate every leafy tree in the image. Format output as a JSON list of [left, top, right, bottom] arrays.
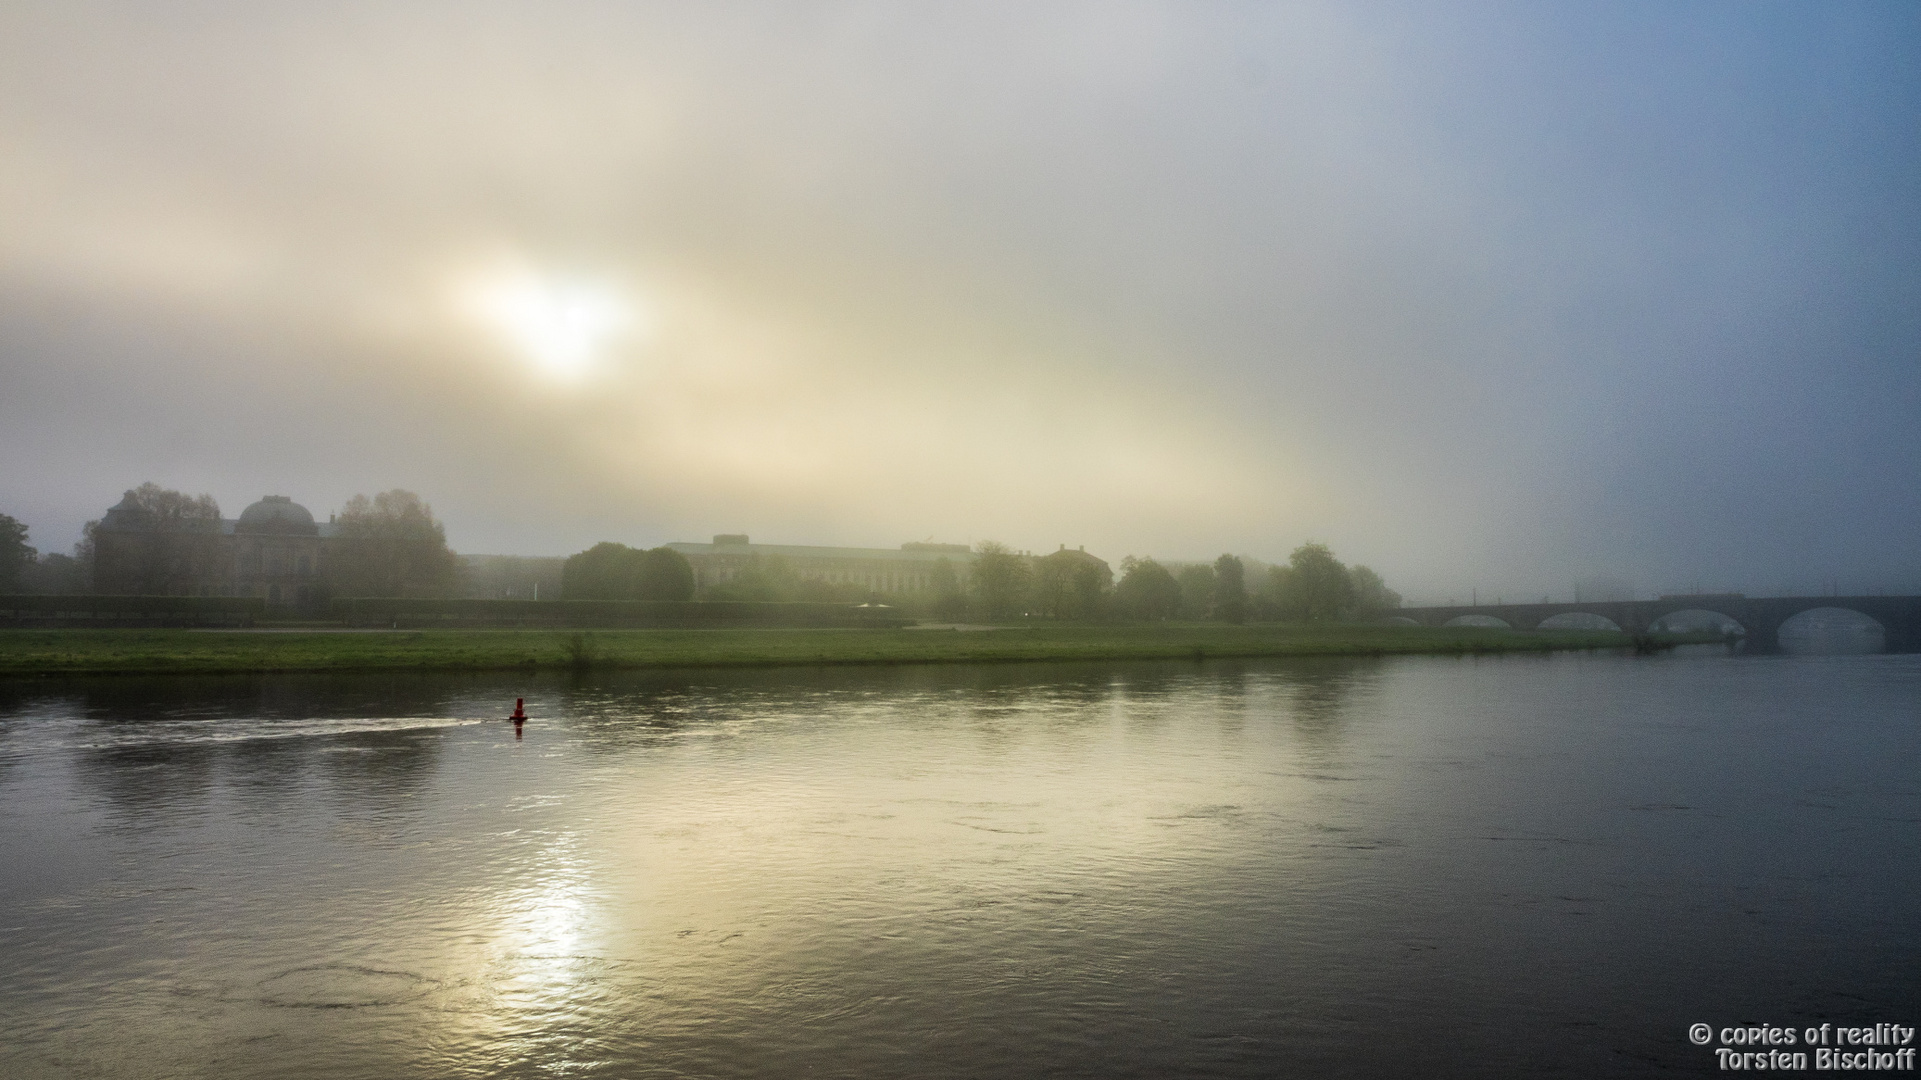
[[0, 513, 34, 593], [331, 490, 461, 597], [1346, 564, 1401, 615], [634, 547, 695, 601], [971, 541, 1032, 619], [1031, 547, 1111, 620], [1213, 554, 1247, 624], [23, 552, 89, 594], [1276, 542, 1355, 622], [90, 484, 224, 594], [1069, 557, 1111, 621], [563, 543, 697, 601], [111, 483, 222, 528], [1115, 556, 1182, 620], [930, 558, 969, 620], [1032, 552, 1074, 619], [1176, 564, 1216, 620], [562, 542, 642, 599], [72, 520, 97, 586]]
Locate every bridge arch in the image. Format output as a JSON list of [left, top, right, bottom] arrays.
[[1394, 595, 1920, 653], [1537, 612, 1622, 632], [1443, 614, 1511, 629], [1383, 616, 1421, 627], [1776, 606, 1885, 654]]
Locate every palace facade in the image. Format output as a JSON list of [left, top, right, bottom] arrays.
[[664, 535, 976, 594], [92, 493, 341, 606]]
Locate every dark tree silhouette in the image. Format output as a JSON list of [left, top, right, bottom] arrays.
[[635, 546, 695, 601], [1032, 546, 1111, 620], [1116, 556, 1182, 620], [1347, 564, 1401, 615], [1177, 563, 1215, 620], [1276, 543, 1356, 622], [971, 541, 1032, 619], [563, 542, 696, 601], [0, 513, 33, 593], [331, 490, 461, 597]]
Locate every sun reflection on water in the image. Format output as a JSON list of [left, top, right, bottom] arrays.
[[453, 830, 618, 1072]]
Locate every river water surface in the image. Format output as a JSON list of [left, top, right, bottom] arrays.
[[2, 649, 1916, 1077]]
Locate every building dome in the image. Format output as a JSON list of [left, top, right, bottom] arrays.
[[236, 495, 318, 534]]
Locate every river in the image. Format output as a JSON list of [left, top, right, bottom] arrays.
[[1, 648, 1915, 1077]]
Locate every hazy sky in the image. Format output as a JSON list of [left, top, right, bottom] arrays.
[[3, 2, 1916, 601]]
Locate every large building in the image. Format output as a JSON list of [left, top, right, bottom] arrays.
[[92, 493, 341, 606], [665, 535, 976, 594]]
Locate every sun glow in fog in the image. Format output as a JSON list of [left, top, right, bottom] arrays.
[[463, 268, 635, 380]]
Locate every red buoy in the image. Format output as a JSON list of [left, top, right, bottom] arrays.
[[510, 698, 527, 721]]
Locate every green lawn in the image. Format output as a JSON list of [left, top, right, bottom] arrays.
[[0, 623, 1690, 677]]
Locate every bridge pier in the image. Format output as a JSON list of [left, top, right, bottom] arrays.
[[1879, 600, 1916, 652], [1737, 615, 1782, 653]]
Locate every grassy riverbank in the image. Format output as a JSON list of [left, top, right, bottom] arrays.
[[0, 624, 1687, 677]]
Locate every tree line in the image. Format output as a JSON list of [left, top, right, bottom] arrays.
[[545, 536, 1400, 624], [0, 511, 85, 594], [6, 486, 1401, 623], [0, 483, 462, 599], [966, 540, 1399, 623]]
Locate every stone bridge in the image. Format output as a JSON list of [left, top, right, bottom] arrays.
[[1396, 594, 1921, 653]]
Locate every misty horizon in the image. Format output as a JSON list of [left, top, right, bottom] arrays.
[[4, 3, 1917, 604]]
